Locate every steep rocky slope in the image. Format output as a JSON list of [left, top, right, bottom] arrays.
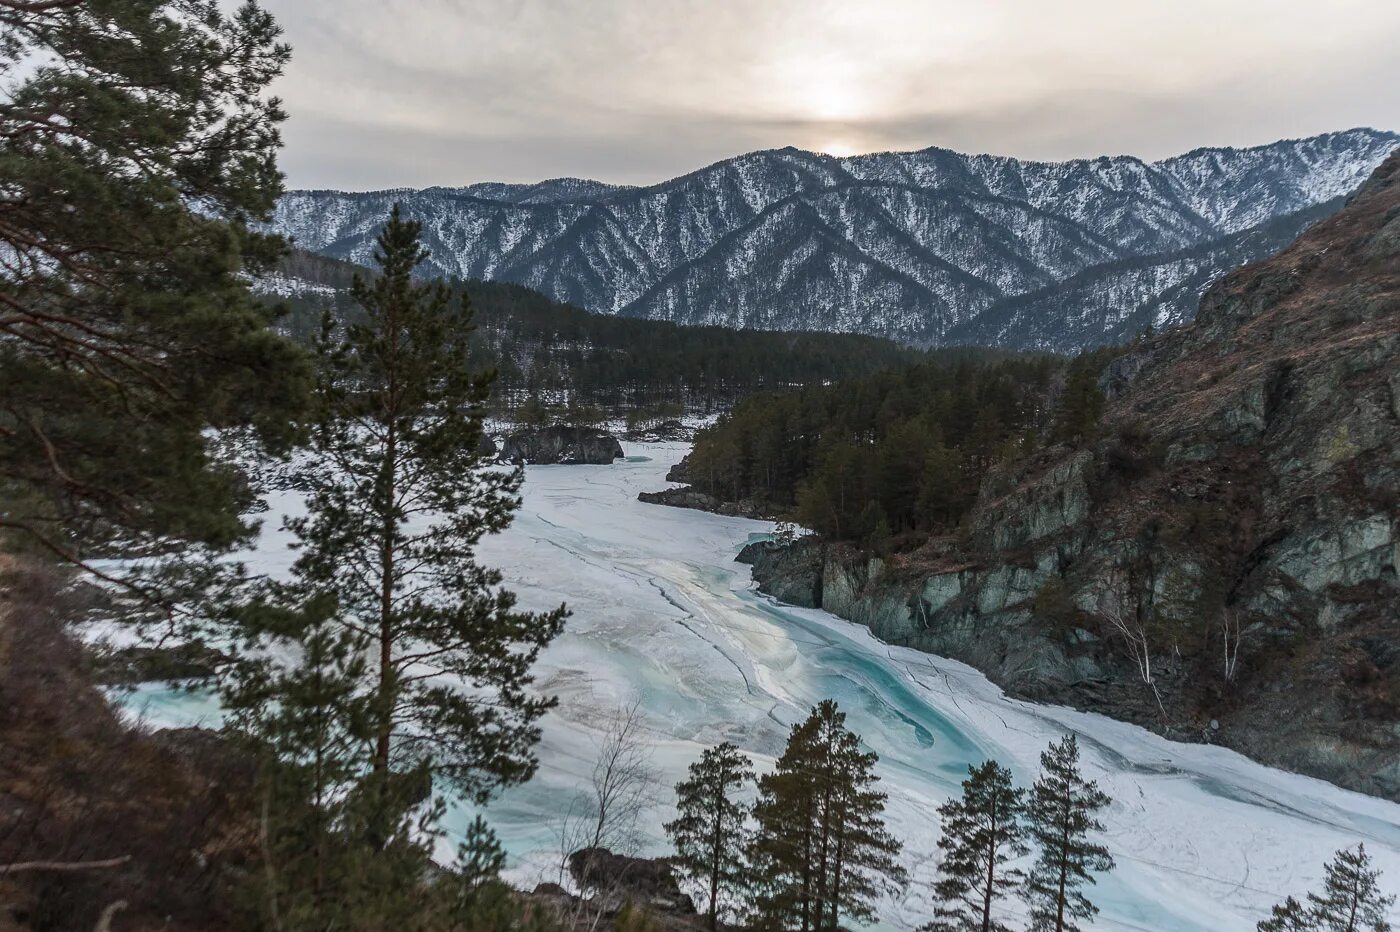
[[741, 152, 1400, 799], [274, 129, 1398, 350]]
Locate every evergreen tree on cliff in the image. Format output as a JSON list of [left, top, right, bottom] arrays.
[[225, 208, 567, 921], [1024, 735, 1114, 932], [0, 0, 308, 569], [925, 760, 1028, 932], [750, 701, 905, 931], [664, 743, 754, 931]]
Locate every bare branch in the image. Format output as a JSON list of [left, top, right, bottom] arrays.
[[0, 854, 131, 874]]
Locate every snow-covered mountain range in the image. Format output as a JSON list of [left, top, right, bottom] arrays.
[[273, 128, 1398, 351]]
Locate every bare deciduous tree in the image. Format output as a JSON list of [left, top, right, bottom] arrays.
[[1097, 581, 1166, 718], [1219, 608, 1246, 684], [555, 700, 661, 930], [585, 701, 658, 854]]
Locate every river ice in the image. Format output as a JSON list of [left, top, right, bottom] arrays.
[[119, 442, 1400, 931]]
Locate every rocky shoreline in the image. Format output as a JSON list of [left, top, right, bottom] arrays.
[[636, 453, 782, 520], [636, 485, 775, 520], [734, 519, 1398, 802], [664, 156, 1400, 803]]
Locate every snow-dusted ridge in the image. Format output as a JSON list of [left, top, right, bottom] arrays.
[[273, 128, 1399, 350]]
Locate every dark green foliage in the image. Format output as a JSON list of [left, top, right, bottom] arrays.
[[1258, 898, 1314, 932], [690, 352, 1064, 544], [277, 252, 924, 413], [665, 743, 754, 931], [684, 342, 1125, 545], [1025, 736, 1114, 932], [1051, 349, 1113, 446], [223, 209, 566, 921], [925, 760, 1028, 932], [1257, 845, 1395, 932], [750, 700, 906, 931], [517, 395, 551, 426], [1309, 845, 1394, 932], [0, 0, 309, 563]]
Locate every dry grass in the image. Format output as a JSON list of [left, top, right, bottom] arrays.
[[0, 559, 256, 931]]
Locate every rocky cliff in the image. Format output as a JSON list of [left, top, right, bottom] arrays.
[[742, 153, 1400, 800]]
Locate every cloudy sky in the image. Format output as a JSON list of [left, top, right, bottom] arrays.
[[259, 0, 1400, 191]]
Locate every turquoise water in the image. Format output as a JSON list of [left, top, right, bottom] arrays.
[[104, 446, 1400, 931]]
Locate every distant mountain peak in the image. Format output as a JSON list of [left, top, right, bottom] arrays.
[[274, 128, 1399, 351]]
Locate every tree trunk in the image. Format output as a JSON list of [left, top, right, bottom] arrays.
[[1054, 794, 1070, 932], [829, 819, 847, 932], [374, 419, 397, 776], [709, 788, 722, 932], [982, 802, 997, 932]]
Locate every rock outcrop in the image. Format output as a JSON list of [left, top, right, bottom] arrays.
[[501, 426, 623, 465], [664, 455, 690, 483], [638, 486, 772, 519], [745, 153, 1400, 800], [625, 419, 694, 442], [567, 848, 695, 916]]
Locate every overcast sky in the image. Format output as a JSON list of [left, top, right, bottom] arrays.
[[258, 0, 1400, 192]]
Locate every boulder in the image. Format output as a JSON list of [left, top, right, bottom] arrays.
[[501, 426, 623, 465], [566, 847, 695, 915]]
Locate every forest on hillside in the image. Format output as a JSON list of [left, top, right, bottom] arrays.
[[684, 347, 1119, 547], [274, 251, 926, 412]]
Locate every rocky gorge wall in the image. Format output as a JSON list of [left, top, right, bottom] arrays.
[[739, 153, 1400, 802]]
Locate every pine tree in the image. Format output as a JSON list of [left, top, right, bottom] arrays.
[[518, 395, 550, 427], [224, 208, 567, 911], [925, 760, 1028, 932], [1051, 360, 1105, 446], [916, 443, 964, 529], [1024, 735, 1114, 932], [1306, 845, 1394, 932], [750, 701, 906, 931], [1257, 845, 1395, 932], [664, 743, 754, 931], [1258, 898, 1313, 932], [0, 1, 309, 570]]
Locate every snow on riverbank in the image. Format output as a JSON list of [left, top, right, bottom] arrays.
[[119, 442, 1400, 931]]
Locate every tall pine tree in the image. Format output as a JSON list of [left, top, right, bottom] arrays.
[[1258, 845, 1395, 932], [664, 743, 754, 931], [224, 207, 567, 915], [0, 0, 308, 570], [751, 701, 906, 931], [925, 760, 1028, 932], [1024, 735, 1114, 932], [1306, 845, 1394, 932]]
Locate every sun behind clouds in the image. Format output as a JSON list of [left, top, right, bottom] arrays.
[[819, 139, 861, 158]]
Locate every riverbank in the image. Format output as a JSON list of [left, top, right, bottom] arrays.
[[111, 443, 1400, 932]]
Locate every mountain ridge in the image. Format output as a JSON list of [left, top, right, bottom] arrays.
[[274, 128, 1399, 350], [740, 149, 1400, 798]]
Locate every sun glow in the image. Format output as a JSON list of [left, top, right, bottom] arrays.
[[820, 139, 860, 158]]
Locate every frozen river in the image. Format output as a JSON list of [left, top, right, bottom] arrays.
[[124, 442, 1400, 930]]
